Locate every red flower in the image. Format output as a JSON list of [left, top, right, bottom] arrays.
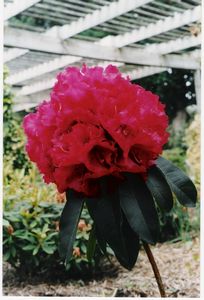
[[23, 65, 169, 196]]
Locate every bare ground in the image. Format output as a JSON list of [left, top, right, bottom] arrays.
[[3, 237, 199, 297]]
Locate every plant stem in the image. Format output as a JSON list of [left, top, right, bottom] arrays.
[[142, 241, 166, 298]]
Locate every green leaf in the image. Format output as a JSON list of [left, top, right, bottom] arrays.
[[42, 223, 49, 233], [30, 221, 38, 228], [87, 226, 96, 262], [22, 244, 36, 251], [45, 232, 58, 241], [120, 210, 140, 268], [40, 214, 56, 218], [3, 238, 9, 245], [12, 229, 26, 237], [95, 226, 107, 255], [59, 190, 84, 264], [3, 251, 11, 261], [3, 219, 10, 227], [11, 247, 16, 257], [146, 165, 173, 212], [86, 179, 139, 270], [156, 156, 197, 207], [119, 173, 160, 244], [16, 234, 36, 243], [80, 243, 87, 253], [33, 245, 40, 255], [42, 243, 56, 254], [39, 202, 51, 208]]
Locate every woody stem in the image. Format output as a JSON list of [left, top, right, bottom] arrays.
[[142, 241, 166, 298]]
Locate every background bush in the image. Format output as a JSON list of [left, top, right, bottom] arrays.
[[185, 114, 200, 194], [158, 115, 200, 242], [3, 194, 102, 276], [3, 67, 31, 171]]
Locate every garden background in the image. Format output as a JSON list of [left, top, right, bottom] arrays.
[[3, 0, 201, 297]]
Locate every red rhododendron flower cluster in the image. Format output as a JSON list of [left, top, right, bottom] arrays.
[[23, 65, 169, 196]]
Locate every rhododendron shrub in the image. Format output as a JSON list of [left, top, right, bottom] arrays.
[[23, 65, 197, 287]]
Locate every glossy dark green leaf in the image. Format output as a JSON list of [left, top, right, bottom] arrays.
[[120, 211, 140, 268], [86, 180, 139, 270], [119, 173, 160, 244], [59, 190, 84, 264], [86, 193, 127, 267], [146, 165, 173, 212], [95, 226, 107, 255], [87, 226, 96, 262], [156, 156, 197, 207]]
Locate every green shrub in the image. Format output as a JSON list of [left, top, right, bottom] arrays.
[[157, 149, 199, 241], [166, 122, 187, 151], [3, 200, 101, 275], [162, 147, 186, 172], [3, 66, 31, 171], [158, 200, 199, 243], [157, 119, 199, 241], [185, 114, 200, 196], [3, 201, 61, 271], [3, 159, 56, 211], [3, 157, 103, 276]]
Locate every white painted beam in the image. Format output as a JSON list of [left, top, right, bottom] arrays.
[[5, 0, 152, 79], [6, 0, 152, 83], [144, 34, 201, 55], [6, 34, 201, 85], [4, 26, 68, 54], [4, 1, 200, 86], [4, 5, 201, 84], [13, 103, 37, 112], [45, 0, 152, 39], [4, 27, 200, 70], [6, 56, 122, 85], [99, 5, 201, 47], [4, 48, 29, 63], [4, 0, 41, 21], [18, 78, 56, 96], [125, 66, 168, 80], [13, 89, 52, 112], [6, 55, 81, 84]]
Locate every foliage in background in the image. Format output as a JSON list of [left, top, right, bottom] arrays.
[[3, 66, 31, 171], [3, 157, 104, 275], [162, 123, 187, 172], [159, 200, 200, 243], [3, 160, 56, 211], [158, 114, 200, 242], [3, 197, 102, 276], [162, 148, 186, 172], [185, 114, 200, 195]]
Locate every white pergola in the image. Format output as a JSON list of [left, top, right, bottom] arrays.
[[3, 0, 201, 112]]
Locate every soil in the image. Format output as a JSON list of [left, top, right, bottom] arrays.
[[3, 237, 199, 297]]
